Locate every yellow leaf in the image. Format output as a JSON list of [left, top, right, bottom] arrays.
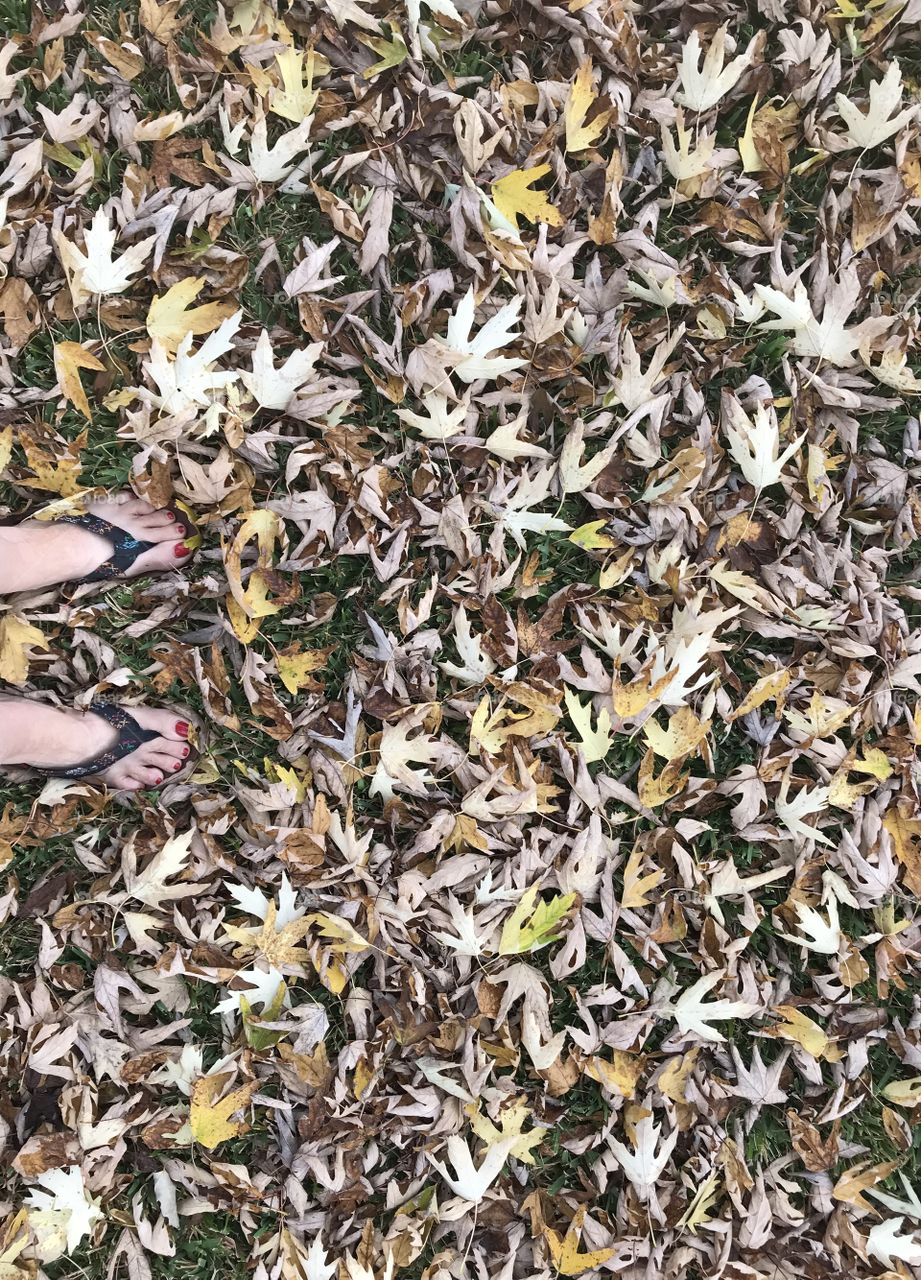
[[727, 668, 790, 721], [225, 508, 287, 627], [620, 842, 665, 909], [637, 748, 688, 807], [739, 94, 761, 172], [470, 694, 506, 755], [53, 341, 105, 419], [270, 45, 319, 121], [466, 1097, 547, 1164], [224, 901, 313, 967], [584, 1051, 645, 1099], [853, 747, 892, 780], [564, 60, 614, 154], [189, 1074, 257, 1149], [499, 885, 576, 954], [0, 614, 49, 684], [882, 1076, 921, 1107], [544, 1207, 617, 1277], [643, 707, 711, 762], [276, 646, 329, 694], [308, 912, 369, 954], [564, 688, 612, 763], [883, 807, 921, 897], [0, 425, 12, 475], [146, 278, 236, 354], [767, 1005, 833, 1060], [568, 519, 617, 550], [490, 166, 563, 230]]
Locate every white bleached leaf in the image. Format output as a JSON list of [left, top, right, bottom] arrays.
[[484, 408, 550, 461], [775, 774, 832, 846], [608, 325, 684, 412], [240, 330, 322, 411], [439, 605, 496, 684], [775, 898, 841, 955], [429, 893, 486, 957], [722, 397, 804, 490], [443, 287, 526, 384], [215, 965, 288, 1016], [866, 1217, 921, 1268], [396, 390, 471, 440], [661, 112, 718, 181], [25, 1166, 104, 1261], [835, 60, 917, 151], [675, 25, 753, 113], [54, 209, 155, 307], [143, 310, 242, 416], [237, 113, 312, 184], [558, 420, 617, 494], [605, 1115, 679, 1202], [427, 1133, 518, 1203], [662, 970, 758, 1042]]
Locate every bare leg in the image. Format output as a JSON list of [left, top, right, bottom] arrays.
[[0, 696, 191, 791], [0, 494, 193, 593]]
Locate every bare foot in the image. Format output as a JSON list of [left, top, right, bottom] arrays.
[[0, 494, 194, 593], [0, 699, 192, 791]]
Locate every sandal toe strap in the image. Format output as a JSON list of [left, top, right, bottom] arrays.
[[55, 513, 156, 583], [37, 702, 161, 780]]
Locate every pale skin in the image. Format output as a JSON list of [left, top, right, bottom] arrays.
[[0, 494, 194, 790]]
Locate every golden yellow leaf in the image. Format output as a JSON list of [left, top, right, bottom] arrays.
[[544, 1207, 617, 1277], [882, 1076, 921, 1107], [727, 668, 790, 721], [276, 646, 329, 694], [53, 341, 105, 420], [271, 45, 320, 121], [657, 1047, 701, 1103], [643, 707, 711, 762], [491, 166, 563, 230], [0, 614, 49, 684], [467, 1096, 547, 1163], [883, 807, 921, 897], [225, 509, 287, 634], [564, 60, 614, 153], [584, 1051, 645, 1099], [853, 747, 892, 780], [224, 901, 313, 967], [189, 1074, 257, 1149], [620, 842, 665, 909], [638, 748, 688, 807], [308, 912, 369, 953], [568, 519, 617, 550], [146, 278, 237, 354], [470, 694, 507, 755], [767, 1005, 833, 1060], [0, 426, 12, 476]]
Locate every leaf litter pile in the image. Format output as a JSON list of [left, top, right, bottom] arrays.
[[4, 0, 921, 1276]]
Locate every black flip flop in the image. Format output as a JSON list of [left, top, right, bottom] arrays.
[[34, 702, 197, 782], [51, 501, 199, 585]]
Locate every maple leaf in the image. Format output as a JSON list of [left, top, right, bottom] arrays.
[[0, 613, 48, 684], [564, 688, 612, 763], [835, 59, 916, 150], [396, 390, 471, 440], [867, 1218, 921, 1269], [490, 165, 562, 230], [675, 25, 753, 113], [467, 1097, 547, 1165], [271, 44, 320, 122], [722, 396, 805, 490], [775, 898, 842, 955], [544, 1206, 617, 1276], [189, 1073, 258, 1149], [775, 774, 832, 846], [499, 885, 576, 954], [146, 278, 237, 354], [605, 1115, 678, 1202], [143, 310, 242, 416], [754, 266, 892, 366], [24, 1167, 104, 1262], [54, 209, 155, 307], [52, 341, 105, 420], [661, 971, 758, 1042], [564, 60, 614, 153], [240, 330, 322, 410], [369, 708, 455, 801], [434, 287, 526, 385], [426, 1133, 518, 1203]]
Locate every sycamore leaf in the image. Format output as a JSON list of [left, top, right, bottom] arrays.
[[271, 45, 320, 122], [240, 112, 312, 184], [427, 1133, 518, 1203], [143, 309, 242, 416], [620, 843, 665, 909], [722, 397, 804, 490], [224, 508, 286, 625], [661, 110, 719, 182], [499, 884, 577, 954], [767, 1005, 831, 1059], [882, 1077, 921, 1107], [775, 775, 832, 846], [564, 60, 613, 153], [466, 1097, 546, 1165], [863, 346, 921, 392], [146, 278, 237, 354], [124, 830, 201, 908], [24, 1167, 104, 1263], [835, 60, 916, 150], [396, 390, 470, 440], [754, 266, 892, 366], [53, 341, 105, 419], [359, 26, 408, 79], [54, 209, 155, 307], [276, 646, 329, 694], [564, 688, 612, 763], [490, 166, 562, 230], [775, 898, 841, 955], [484, 408, 550, 461], [643, 707, 711, 762], [370, 709, 453, 801], [867, 1217, 921, 1268], [606, 1115, 679, 1202], [544, 1206, 617, 1276], [675, 25, 752, 113], [189, 1073, 258, 1149], [240, 329, 322, 410], [0, 614, 48, 684], [442, 288, 526, 384], [662, 971, 757, 1042]]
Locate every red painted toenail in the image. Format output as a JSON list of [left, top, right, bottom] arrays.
[[182, 746, 190, 757], [176, 524, 186, 534], [176, 721, 189, 736], [173, 761, 182, 771], [167, 511, 175, 520], [174, 543, 190, 558], [155, 776, 163, 784]]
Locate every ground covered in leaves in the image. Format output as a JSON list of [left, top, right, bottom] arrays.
[[3, 0, 921, 1276]]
